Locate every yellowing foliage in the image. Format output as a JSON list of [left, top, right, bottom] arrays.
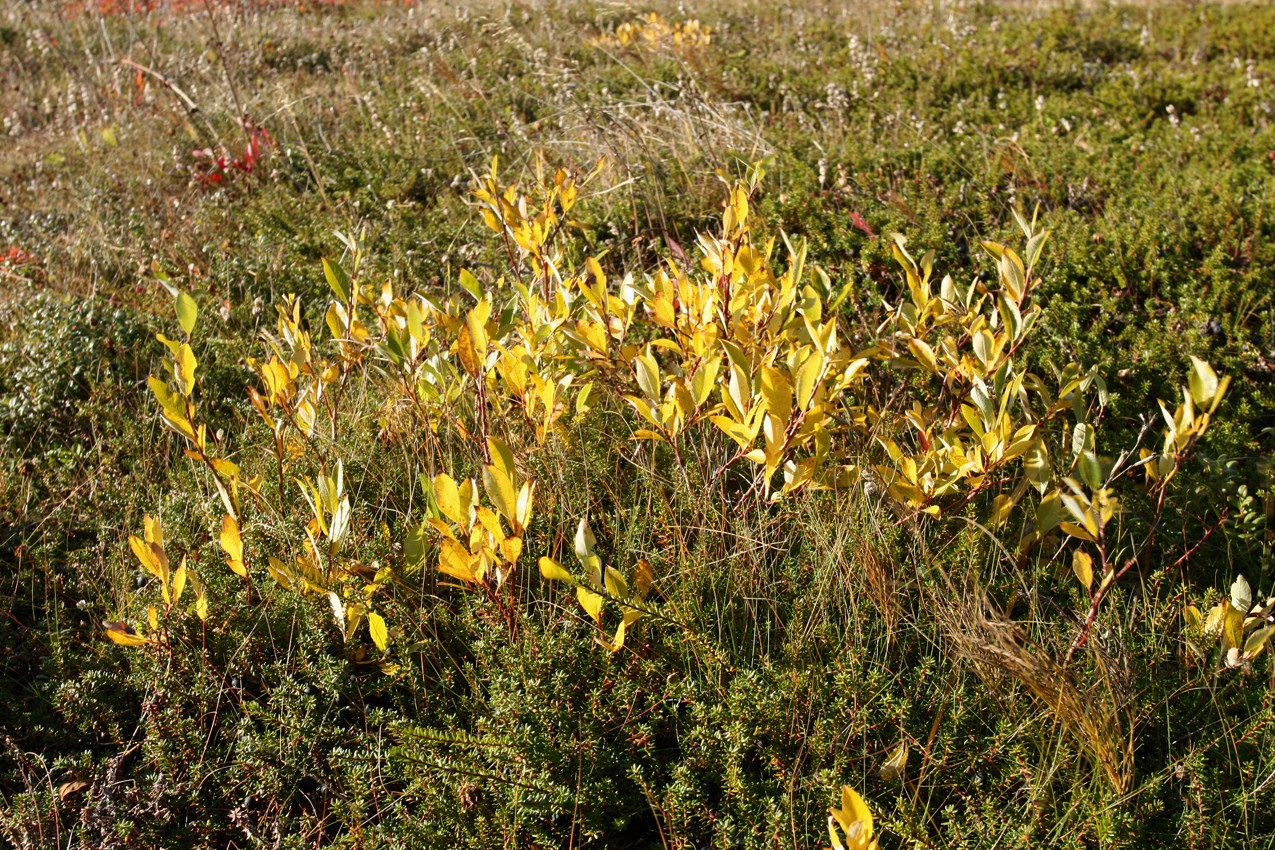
[[118, 159, 1229, 674], [593, 12, 712, 50]]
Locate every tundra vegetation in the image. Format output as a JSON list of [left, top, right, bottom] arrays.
[[2, 0, 1274, 847]]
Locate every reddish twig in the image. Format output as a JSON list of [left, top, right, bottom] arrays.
[[1066, 508, 1229, 663]]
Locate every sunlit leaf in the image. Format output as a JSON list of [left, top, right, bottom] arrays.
[[104, 621, 148, 647], [323, 257, 351, 302], [577, 586, 603, 623], [171, 557, 187, 605], [1188, 356, 1218, 407], [434, 473, 465, 528], [1231, 574, 1252, 614], [175, 343, 198, 397], [1244, 625, 1274, 658], [220, 514, 247, 578], [538, 556, 575, 583], [368, 611, 389, 651], [1072, 550, 1094, 592], [873, 741, 905, 782], [175, 291, 198, 336]]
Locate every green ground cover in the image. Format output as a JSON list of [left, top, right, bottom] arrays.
[[2, 1, 1274, 847]]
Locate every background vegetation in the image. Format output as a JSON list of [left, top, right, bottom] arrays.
[[2, 0, 1274, 847]]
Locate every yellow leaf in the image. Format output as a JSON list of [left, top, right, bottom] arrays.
[[1072, 550, 1094, 592], [1188, 356, 1219, 407], [516, 482, 535, 530], [219, 515, 246, 577], [1244, 625, 1274, 658], [175, 291, 198, 336], [367, 611, 389, 651], [172, 557, 187, 605], [538, 556, 575, 583], [261, 358, 293, 404], [474, 506, 504, 541], [577, 318, 609, 354], [730, 184, 749, 233], [149, 376, 186, 421], [794, 348, 824, 410], [1231, 575, 1252, 613], [144, 515, 164, 547], [1203, 601, 1228, 636], [159, 408, 199, 443], [1183, 604, 1202, 629], [577, 586, 604, 623], [456, 325, 481, 377], [210, 458, 241, 481], [190, 572, 208, 622], [1059, 521, 1096, 543], [830, 786, 874, 850], [483, 465, 519, 528], [634, 351, 661, 399], [129, 534, 164, 580], [438, 537, 477, 583], [907, 337, 939, 373], [433, 473, 465, 528], [759, 365, 793, 420], [1222, 605, 1245, 650], [487, 436, 516, 480], [990, 494, 1015, 528], [104, 621, 148, 647], [175, 343, 198, 397], [609, 619, 628, 652], [147, 605, 159, 632], [604, 566, 628, 599], [465, 300, 491, 360], [499, 536, 523, 564], [267, 556, 295, 590]]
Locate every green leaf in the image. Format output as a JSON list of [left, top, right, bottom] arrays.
[[176, 292, 198, 336], [1071, 423, 1094, 459], [458, 268, 483, 300], [404, 523, 427, 573], [323, 258, 352, 303], [1078, 451, 1105, 490]]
